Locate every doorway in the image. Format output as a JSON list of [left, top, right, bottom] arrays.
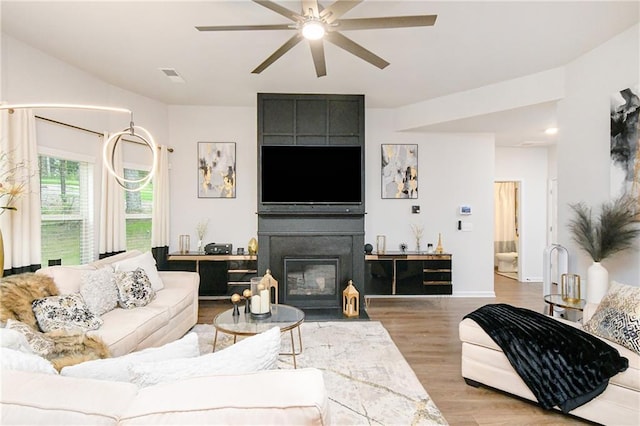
[[494, 181, 521, 280]]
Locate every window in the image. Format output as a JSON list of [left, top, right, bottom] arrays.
[[39, 155, 94, 265], [124, 168, 153, 252]]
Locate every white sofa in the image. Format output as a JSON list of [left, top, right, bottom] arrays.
[[459, 303, 640, 425], [1, 367, 330, 425], [35, 250, 200, 357], [2, 251, 332, 424]]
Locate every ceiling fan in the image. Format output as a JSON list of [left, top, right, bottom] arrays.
[[196, 0, 437, 77]]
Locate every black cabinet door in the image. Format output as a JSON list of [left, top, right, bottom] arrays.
[[395, 260, 423, 294], [365, 259, 393, 295]]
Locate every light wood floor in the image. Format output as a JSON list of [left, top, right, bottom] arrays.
[[197, 274, 593, 425]]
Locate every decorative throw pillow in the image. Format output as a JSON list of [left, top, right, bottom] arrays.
[[0, 326, 35, 354], [80, 267, 118, 316], [1, 347, 58, 375], [113, 251, 164, 291], [114, 268, 156, 309], [6, 318, 55, 356], [583, 281, 640, 354], [35, 265, 96, 294], [60, 332, 200, 382], [128, 326, 281, 387], [32, 293, 103, 333]]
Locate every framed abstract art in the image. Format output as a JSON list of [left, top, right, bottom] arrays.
[[381, 144, 418, 199], [198, 142, 236, 198], [610, 86, 640, 219]]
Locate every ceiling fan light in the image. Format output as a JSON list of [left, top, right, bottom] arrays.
[[302, 20, 325, 40]]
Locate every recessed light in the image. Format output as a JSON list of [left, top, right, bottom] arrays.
[[545, 127, 558, 135]]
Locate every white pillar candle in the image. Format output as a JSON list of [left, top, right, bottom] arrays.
[[251, 295, 261, 313], [260, 288, 270, 313]]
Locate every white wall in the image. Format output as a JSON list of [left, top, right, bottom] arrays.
[[557, 24, 640, 287], [495, 146, 549, 282], [366, 108, 495, 296], [167, 106, 257, 252]]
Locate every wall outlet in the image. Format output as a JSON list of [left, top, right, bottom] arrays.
[[412, 205, 420, 214]]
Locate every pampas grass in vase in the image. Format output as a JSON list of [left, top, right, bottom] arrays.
[[568, 195, 640, 303]]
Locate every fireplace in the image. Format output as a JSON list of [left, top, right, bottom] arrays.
[[257, 215, 365, 311], [283, 258, 339, 307]]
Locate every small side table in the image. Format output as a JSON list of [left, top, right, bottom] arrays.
[[543, 294, 586, 316]]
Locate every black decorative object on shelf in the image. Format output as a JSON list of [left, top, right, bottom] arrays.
[[364, 243, 373, 254]]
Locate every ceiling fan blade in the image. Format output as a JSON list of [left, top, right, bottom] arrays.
[[252, 33, 303, 74], [301, 0, 320, 18], [324, 32, 389, 69], [320, 0, 363, 24], [196, 24, 293, 32], [309, 39, 327, 77], [335, 15, 437, 31], [253, 0, 303, 22]]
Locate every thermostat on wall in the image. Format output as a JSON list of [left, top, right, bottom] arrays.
[[459, 205, 472, 215]]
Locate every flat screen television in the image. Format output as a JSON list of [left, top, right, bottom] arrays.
[[260, 145, 362, 205]]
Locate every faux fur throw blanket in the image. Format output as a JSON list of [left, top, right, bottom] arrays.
[[0, 273, 110, 370], [464, 303, 628, 413]]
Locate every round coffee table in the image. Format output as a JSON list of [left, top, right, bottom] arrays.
[[213, 304, 305, 368]]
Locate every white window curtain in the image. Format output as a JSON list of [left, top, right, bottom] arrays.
[[151, 145, 170, 268], [99, 131, 126, 257], [494, 181, 518, 255], [0, 109, 42, 273]]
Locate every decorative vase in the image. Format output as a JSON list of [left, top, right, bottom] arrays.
[[248, 237, 258, 255], [435, 233, 444, 254], [586, 261, 609, 304], [0, 228, 4, 278]]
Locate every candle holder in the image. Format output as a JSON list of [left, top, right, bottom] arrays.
[[561, 273, 581, 303], [250, 276, 271, 319], [342, 280, 360, 318]]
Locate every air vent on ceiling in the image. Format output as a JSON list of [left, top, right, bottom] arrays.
[[159, 68, 185, 83]]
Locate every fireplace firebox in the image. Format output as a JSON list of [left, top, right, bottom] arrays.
[[283, 258, 339, 307]]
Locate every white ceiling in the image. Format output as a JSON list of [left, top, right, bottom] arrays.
[[2, 1, 638, 146]]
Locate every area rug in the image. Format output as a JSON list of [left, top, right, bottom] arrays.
[[190, 321, 448, 425]]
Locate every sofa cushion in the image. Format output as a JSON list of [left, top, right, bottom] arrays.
[[114, 268, 156, 309], [583, 281, 640, 355], [80, 267, 118, 316], [1, 348, 58, 374], [32, 293, 103, 332], [60, 332, 200, 382], [5, 319, 54, 356], [118, 368, 330, 426], [0, 369, 138, 425], [128, 326, 281, 387], [89, 250, 142, 269], [149, 285, 195, 319], [113, 251, 164, 291], [35, 265, 96, 294], [89, 305, 170, 357]]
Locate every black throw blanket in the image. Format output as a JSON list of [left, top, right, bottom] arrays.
[[464, 304, 628, 413]]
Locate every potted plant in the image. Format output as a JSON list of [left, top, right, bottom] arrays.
[[568, 195, 640, 303]]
